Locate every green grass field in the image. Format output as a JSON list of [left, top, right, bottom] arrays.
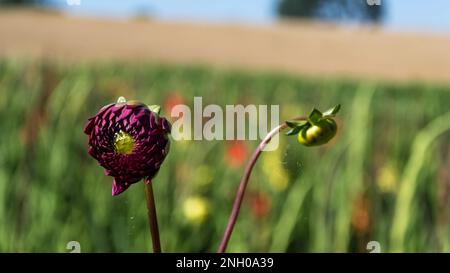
[[1, 60, 450, 252]]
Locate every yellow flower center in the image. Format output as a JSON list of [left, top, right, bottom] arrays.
[[113, 130, 135, 155]]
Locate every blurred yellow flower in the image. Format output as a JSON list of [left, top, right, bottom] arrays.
[[183, 196, 210, 225], [377, 163, 398, 193], [261, 144, 289, 192]]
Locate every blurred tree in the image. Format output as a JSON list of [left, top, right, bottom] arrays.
[[278, 0, 384, 23]]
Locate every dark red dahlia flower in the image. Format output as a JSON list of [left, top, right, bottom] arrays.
[[84, 97, 171, 196]]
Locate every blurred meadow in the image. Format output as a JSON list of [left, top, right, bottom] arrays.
[[2, 0, 450, 253], [1, 60, 450, 252]]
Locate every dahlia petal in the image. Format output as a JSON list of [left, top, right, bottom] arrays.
[[162, 118, 171, 133], [107, 111, 115, 121], [163, 142, 170, 156], [112, 179, 130, 196], [88, 147, 96, 158], [150, 114, 158, 128], [111, 104, 125, 113], [84, 118, 95, 135], [120, 107, 133, 119], [129, 115, 139, 126], [97, 103, 115, 119]]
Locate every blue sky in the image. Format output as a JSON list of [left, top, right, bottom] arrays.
[[386, 0, 450, 33], [47, 0, 450, 34]]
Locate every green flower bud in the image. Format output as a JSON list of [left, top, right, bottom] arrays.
[[286, 104, 340, 147], [297, 118, 337, 146]]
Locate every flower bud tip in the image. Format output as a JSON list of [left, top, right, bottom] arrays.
[[117, 96, 127, 104]]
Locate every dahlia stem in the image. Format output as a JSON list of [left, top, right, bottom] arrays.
[[218, 116, 307, 253], [144, 180, 161, 253]]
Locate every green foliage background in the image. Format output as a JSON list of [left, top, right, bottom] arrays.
[[0, 60, 449, 252]]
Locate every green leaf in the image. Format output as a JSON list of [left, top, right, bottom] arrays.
[[308, 108, 323, 124], [149, 105, 161, 115], [286, 120, 307, 128], [323, 104, 341, 117], [285, 126, 302, 136], [285, 121, 298, 128], [285, 123, 309, 136]]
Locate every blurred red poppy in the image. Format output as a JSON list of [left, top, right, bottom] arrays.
[[164, 92, 185, 119], [249, 192, 271, 218], [225, 141, 248, 168], [351, 196, 371, 235]]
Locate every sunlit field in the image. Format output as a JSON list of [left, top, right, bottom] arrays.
[[1, 60, 450, 252]]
